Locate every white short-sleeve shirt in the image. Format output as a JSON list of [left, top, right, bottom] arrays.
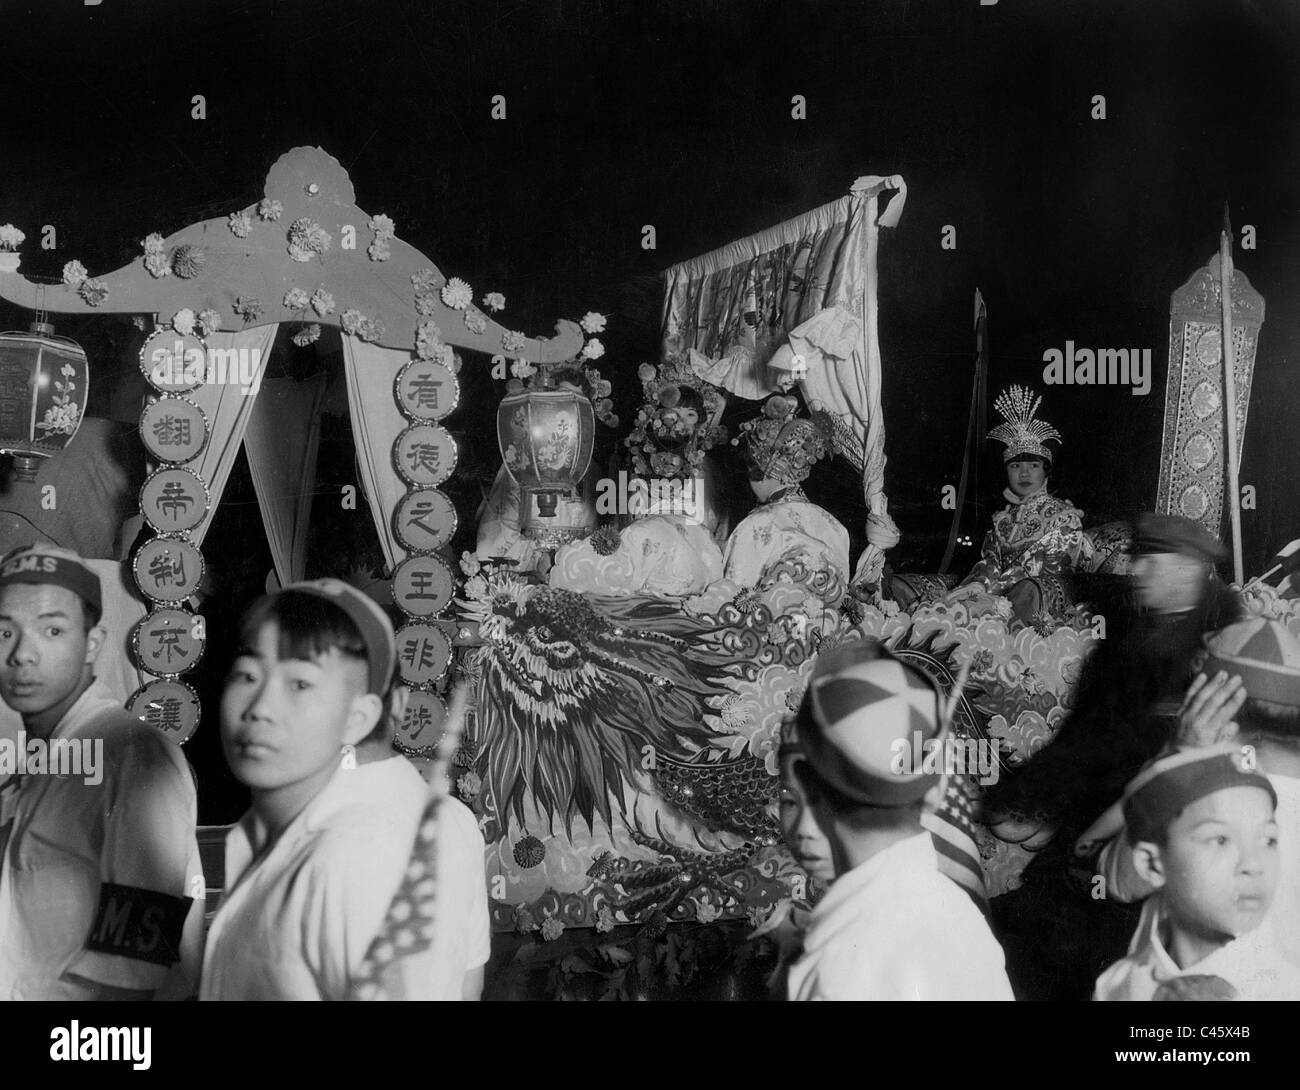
[[201, 757, 489, 1000], [0, 681, 205, 1000]]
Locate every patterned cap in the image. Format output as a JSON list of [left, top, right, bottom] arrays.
[[987, 385, 1061, 464], [271, 578, 397, 695], [0, 543, 102, 618], [1122, 743, 1277, 844], [1202, 619, 1300, 708], [800, 640, 945, 807]]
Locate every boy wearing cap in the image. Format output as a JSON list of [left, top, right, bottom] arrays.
[[1094, 744, 1300, 1000], [786, 641, 1013, 1001], [200, 580, 489, 1000], [0, 544, 204, 1000]]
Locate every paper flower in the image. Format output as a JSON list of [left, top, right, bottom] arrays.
[[309, 288, 334, 316], [594, 905, 616, 934], [368, 213, 395, 238], [256, 198, 283, 221], [142, 233, 170, 278], [292, 323, 321, 347], [61, 260, 87, 287], [510, 359, 537, 380], [358, 317, 386, 343], [637, 363, 656, 383], [540, 915, 564, 942], [197, 308, 222, 336], [513, 905, 537, 934], [482, 291, 505, 313], [501, 329, 527, 353], [411, 267, 440, 293], [170, 244, 206, 279], [340, 309, 364, 335], [463, 310, 486, 335], [455, 771, 481, 802], [234, 295, 263, 324], [0, 225, 25, 251], [287, 218, 331, 262], [581, 338, 605, 360], [366, 240, 391, 262], [436, 345, 455, 369], [580, 311, 607, 334], [283, 287, 310, 311], [78, 278, 109, 307], [415, 320, 443, 360], [440, 277, 472, 310], [228, 210, 253, 238], [414, 292, 440, 317], [171, 308, 196, 335], [512, 835, 546, 869], [459, 550, 481, 577], [695, 900, 722, 924]]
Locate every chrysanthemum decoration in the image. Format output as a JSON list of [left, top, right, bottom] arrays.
[[513, 905, 538, 934], [78, 278, 109, 308], [292, 323, 321, 348], [509, 359, 537, 380], [414, 292, 439, 317], [309, 288, 334, 317], [589, 524, 622, 556], [142, 233, 170, 279], [286, 217, 331, 262], [358, 317, 386, 343], [366, 213, 395, 262], [513, 835, 546, 869], [581, 338, 605, 360], [61, 260, 87, 288], [170, 244, 206, 279], [233, 295, 263, 324], [540, 915, 564, 942], [482, 291, 505, 313], [228, 210, 253, 238], [501, 329, 527, 353], [594, 905, 616, 934], [171, 308, 196, 336], [197, 308, 222, 337], [440, 277, 472, 310], [256, 198, 283, 222], [580, 311, 606, 335], [283, 287, 310, 311], [340, 309, 364, 336], [463, 310, 486, 335], [455, 771, 481, 803], [0, 225, 25, 250]]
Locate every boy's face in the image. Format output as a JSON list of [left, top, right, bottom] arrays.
[[221, 621, 378, 801], [1005, 458, 1046, 498], [778, 752, 835, 884], [0, 584, 103, 725], [1141, 785, 1279, 940]]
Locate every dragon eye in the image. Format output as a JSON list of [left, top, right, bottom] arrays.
[[536, 625, 553, 641]]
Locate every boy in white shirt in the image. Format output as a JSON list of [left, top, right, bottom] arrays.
[[786, 640, 1013, 1001], [200, 580, 489, 1000], [1095, 743, 1300, 1000]]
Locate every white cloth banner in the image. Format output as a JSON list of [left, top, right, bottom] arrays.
[[244, 374, 327, 586], [186, 325, 278, 545], [341, 338, 413, 573]]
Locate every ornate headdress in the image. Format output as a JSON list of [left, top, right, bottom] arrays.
[[735, 395, 832, 486], [625, 354, 727, 480], [987, 385, 1061, 464]]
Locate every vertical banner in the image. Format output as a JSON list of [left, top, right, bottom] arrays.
[[1157, 256, 1263, 538]]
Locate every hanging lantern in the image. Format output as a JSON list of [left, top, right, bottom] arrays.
[[0, 321, 89, 481], [497, 384, 595, 544]]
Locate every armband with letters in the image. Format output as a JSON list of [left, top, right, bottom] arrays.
[[83, 882, 193, 967]]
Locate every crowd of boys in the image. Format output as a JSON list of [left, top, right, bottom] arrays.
[[2, 507, 1299, 1001]]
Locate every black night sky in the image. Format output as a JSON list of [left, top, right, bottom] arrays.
[[3, 0, 1299, 813]]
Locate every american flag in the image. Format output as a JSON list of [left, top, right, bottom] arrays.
[[922, 771, 989, 915], [1255, 538, 1300, 598]]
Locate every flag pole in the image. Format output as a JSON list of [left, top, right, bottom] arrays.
[[1219, 206, 1245, 586], [939, 289, 988, 573]]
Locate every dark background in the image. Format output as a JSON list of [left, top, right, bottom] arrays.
[[1, 0, 1298, 815]]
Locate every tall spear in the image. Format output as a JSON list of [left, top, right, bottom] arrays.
[[1219, 204, 1245, 586]]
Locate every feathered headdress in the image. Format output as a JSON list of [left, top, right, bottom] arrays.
[[987, 385, 1061, 464]]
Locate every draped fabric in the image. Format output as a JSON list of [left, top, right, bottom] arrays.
[[186, 325, 278, 545], [243, 375, 327, 586], [661, 176, 906, 585], [341, 339, 412, 572]]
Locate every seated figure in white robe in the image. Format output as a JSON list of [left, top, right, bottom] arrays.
[[723, 396, 850, 604]]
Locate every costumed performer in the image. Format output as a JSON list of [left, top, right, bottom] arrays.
[[722, 395, 850, 605]]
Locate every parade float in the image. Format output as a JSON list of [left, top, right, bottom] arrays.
[[1, 146, 1292, 998]]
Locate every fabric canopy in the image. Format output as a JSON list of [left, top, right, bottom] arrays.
[[244, 374, 327, 586], [661, 175, 906, 584]]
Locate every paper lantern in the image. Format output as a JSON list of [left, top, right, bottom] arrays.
[[0, 321, 89, 481], [496, 386, 595, 543]]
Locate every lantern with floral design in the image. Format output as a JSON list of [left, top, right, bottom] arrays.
[[0, 321, 88, 481], [496, 373, 595, 546]]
